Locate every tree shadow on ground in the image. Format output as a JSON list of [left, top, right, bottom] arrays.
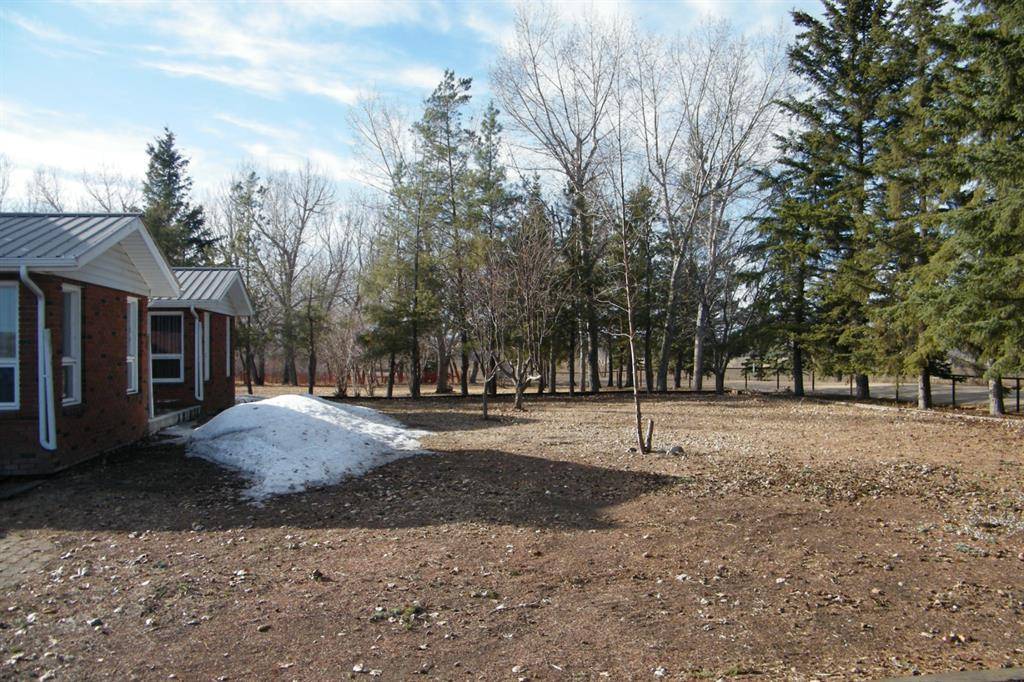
[[0, 443, 680, 535], [371, 409, 539, 432]]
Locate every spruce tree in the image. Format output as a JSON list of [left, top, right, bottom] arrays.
[[756, 132, 834, 397], [917, 0, 1024, 415], [871, 0, 954, 408], [783, 0, 905, 399], [142, 127, 215, 265]]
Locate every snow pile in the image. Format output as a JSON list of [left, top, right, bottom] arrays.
[[187, 394, 429, 501]]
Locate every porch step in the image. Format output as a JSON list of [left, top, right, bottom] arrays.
[[148, 405, 201, 434]]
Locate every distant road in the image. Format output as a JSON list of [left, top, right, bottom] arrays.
[[722, 374, 1022, 411]]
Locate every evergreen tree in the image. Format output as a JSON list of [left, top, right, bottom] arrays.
[[783, 0, 906, 399], [142, 127, 216, 265], [468, 101, 515, 396], [756, 133, 833, 397], [222, 170, 270, 391], [413, 70, 475, 394], [916, 0, 1024, 415], [871, 0, 954, 408]]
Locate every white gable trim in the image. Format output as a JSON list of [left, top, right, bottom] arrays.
[[1, 217, 179, 298]]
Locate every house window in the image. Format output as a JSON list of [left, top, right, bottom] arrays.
[[150, 312, 183, 383], [225, 318, 231, 377], [203, 312, 211, 382], [61, 284, 82, 406], [0, 282, 18, 409], [126, 297, 139, 394]]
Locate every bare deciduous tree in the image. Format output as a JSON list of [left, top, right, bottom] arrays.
[[255, 164, 335, 385], [26, 167, 65, 211], [633, 22, 788, 390], [0, 154, 12, 211], [492, 5, 625, 394], [81, 167, 141, 212]]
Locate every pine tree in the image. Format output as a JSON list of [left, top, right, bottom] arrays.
[[413, 70, 475, 394], [917, 0, 1024, 415], [142, 127, 216, 265], [222, 170, 270, 391], [468, 101, 515, 397]]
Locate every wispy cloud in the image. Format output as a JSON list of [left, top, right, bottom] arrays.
[[3, 12, 107, 55], [463, 8, 515, 47], [240, 142, 363, 184], [0, 99, 151, 206], [63, 1, 451, 104], [393, 66, 446, 91], [213, 114, 297, 141]]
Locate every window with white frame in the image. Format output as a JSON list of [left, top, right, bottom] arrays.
[[203, 312, 211, 382], [0, 282, 18, 409], [150, 312, 183, 382], [61, 284, 82, 405], [126, 297, 139, 394], [225, 318, 231, 377]]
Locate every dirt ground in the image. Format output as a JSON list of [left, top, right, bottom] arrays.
[[2, 393, 1023, 681]]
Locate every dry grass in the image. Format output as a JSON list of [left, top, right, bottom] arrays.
[[1, 393, 1022, 680]]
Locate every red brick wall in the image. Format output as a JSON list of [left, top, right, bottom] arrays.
[[151, 309, 235, 416], [0, 274, 150, 475]]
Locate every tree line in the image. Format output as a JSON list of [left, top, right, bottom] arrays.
[[1, 0, 1020, 423]]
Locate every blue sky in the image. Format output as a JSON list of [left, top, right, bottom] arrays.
[[0, 0, 819, 206]]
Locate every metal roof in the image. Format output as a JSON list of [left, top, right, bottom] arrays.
[[0, 212, 179, 297], [0, 213, 140, 262], [150, 267, 254, 316], [168, 268, 237, 301]]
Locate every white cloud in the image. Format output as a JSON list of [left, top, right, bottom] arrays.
[[3, 12, 107, 55], [239, 141, 362, 185], [0, 99, 150, 207], [57, 1, 451, 105], [464, 8, 515, 47], [393, 66, 446, 91], [214, 114, 297, 141], [287, 1, 442, 29]]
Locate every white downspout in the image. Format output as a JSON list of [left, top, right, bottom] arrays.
[[19, 266, 57, 450], [190, 307, 203, 402], [147, 311, 155, 420]]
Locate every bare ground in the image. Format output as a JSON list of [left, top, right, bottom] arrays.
[[1, 393, 1023, 681]]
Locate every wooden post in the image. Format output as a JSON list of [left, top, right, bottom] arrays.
[[1016, 378, 1020, 413], [951, 376, 956, 407], [811, 370, 815, 392], [776, 369, 780, 391], [849, 375, 853, 396], [744, 370, 748, 390], [895, 375, 900, 403]]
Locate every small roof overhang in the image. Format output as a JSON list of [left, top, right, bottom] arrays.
[[149, 267, 254, 317]]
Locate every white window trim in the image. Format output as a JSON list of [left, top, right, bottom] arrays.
[[61, 284, 82, 406], [0, 281, 19, 410], [225, 318, 231, 378], [150, 311, 184, 383], [126, 297, 139, 395], [203, 311, 211, 382]]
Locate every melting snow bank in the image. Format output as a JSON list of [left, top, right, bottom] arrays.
[[187, 394, 429, 502]]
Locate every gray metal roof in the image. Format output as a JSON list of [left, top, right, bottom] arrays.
[[166, 268, 237, 301], [0, 213, 140, 262], [150, 267, 254, 316], [0, 212, 179, 297]]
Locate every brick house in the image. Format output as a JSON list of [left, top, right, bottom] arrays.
[[149, 267, 253, 417], [0, 213, 180, 475]]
